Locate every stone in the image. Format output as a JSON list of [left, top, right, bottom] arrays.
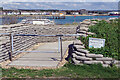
[[90, 23, 95, 26], [73, 51, 85, 56], [77, 49, 89, 54], [115, 64, 120, 68], [73, 40, 83, 45], [76, 33, 87, 37], [79, 28, 89, 31], [84, 61, 103, 64], [103, 61, 112, 64], [102, 64, 109, 67], [80, 24, 89, 27], [72, 58, 81, 64], [77, 31, 87, 34], [73, 45, 85, 49], [76, 56, 92, 61], [96, 57, 113, 61], [84, 19, 91, 21], [113, 60, 120, 64], [82, 21, 91, 25], [87, 32, 95, 35], [72, 53, 78, 58], [92, 21, 98, 24], [86, 54, 103, 58]]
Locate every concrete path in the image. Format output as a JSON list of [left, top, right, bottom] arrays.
[[8, 41, 73, 67]]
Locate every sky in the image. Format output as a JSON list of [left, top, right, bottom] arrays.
[[0, 0, 119, 10], [0, 0, 119, 2]]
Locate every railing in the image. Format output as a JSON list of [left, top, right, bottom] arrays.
[[0, 33, 81, 61]]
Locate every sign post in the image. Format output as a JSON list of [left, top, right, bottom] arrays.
[[89, 37, 105, 48]]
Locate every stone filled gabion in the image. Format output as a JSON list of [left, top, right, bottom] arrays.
[[0, 24, 76, 62], [71, 40, 120, 67], [72, 19, 119, 67]]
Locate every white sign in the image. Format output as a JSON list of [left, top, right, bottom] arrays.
[[89, 37, 105, 48]]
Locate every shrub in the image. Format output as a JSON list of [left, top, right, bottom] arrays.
[[80, 19, 119, 60]]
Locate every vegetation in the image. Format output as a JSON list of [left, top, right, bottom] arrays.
[[79, 19, 119, 60], [2, 63, 120, 78], [64, 22, 79, 25], [91, 19, 99, 22]]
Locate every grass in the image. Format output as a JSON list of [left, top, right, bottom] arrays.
[[2, 63, 120, 78]]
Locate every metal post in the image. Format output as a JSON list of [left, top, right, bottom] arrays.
[[58, 37, 60, 53], [85, 31, 87, 48], [60, 37, 63, 61], [10, 33, 14, 61]]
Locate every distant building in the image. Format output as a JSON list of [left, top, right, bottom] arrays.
[[66, 9, 88, 15], [79, 9, 88, 15], [72, 12, 79, 15], [108, 12, 120, 16], [1, 9, 88, 16]]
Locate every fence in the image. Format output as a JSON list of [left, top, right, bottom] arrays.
[[0, 33, 81, 62]]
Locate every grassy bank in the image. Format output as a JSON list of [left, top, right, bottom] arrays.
[[80, 19, 119, 60], [2, 63, 120, 78]]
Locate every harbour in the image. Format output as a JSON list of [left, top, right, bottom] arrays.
[[0, 1, 120, 79], [0, 15, 118, 25]]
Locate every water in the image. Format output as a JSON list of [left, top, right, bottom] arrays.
[[0, 16, 118, 25], [52, 16, 119, 24]]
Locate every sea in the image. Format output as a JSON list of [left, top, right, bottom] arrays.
[[0, 16, 119, 25]]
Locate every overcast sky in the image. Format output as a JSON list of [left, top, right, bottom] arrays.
[[0, 0, 119, 2], [0, 0, 119, 10]]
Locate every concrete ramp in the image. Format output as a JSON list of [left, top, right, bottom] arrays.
[[8, 41, 73, 67]]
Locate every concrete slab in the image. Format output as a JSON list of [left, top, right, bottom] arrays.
[[8, 41, 73, 67]]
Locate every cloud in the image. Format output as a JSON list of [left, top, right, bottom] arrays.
[[0, 0, 118, 2], [2, 2, 118, 10], [0, 0, 86, 2], [85, 0, 119, 2]]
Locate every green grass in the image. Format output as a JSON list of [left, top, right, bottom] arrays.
[[2, 63, 120, 78]]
